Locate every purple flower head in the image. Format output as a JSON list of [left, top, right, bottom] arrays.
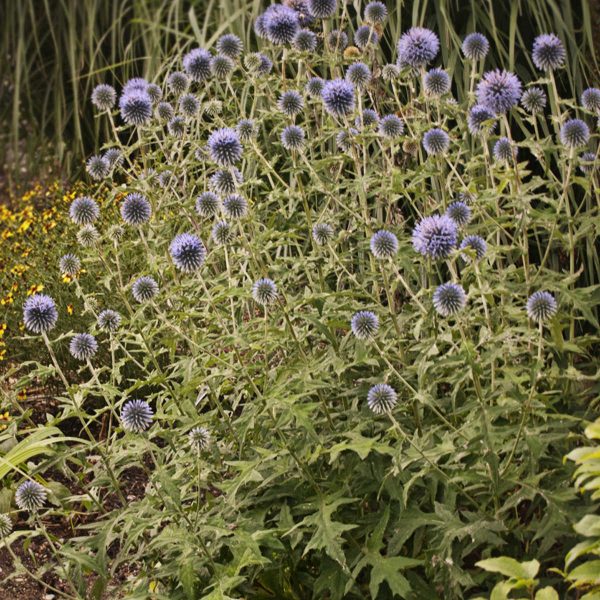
[[122, 78, 148, 95], [532, 33, 566, 71], [119, 91, 152, 125], [196, 191, 220, 217], [326, 29, 348, 51], [321, 78, 355, 117], [378, 114, 404, 138], [433, 283, 467, 317], [69, 333, 98, 361], [70, 196, 99, 225], [445, 201, 471, 227], [493, 137, 517, 162], [23, 294, 58, 334], [91, 84, 117, 111], [467, 105, 497, 136], [356, 108, 379, 128], [397, 27, 439, 68], [364, 1, 387, 24], [459, 235, 487, 262], [370, 230, 398, 259], [264, 5, 300, 45], [346, 62, 371, 89], [526, 291, 557, 321], [121, 399, 153, 432], [423, 128, 450, 155], [216, 33, 243, 59], [210, 54, 235, 79], [121, 192, 151, 225], [560, 119, 590, 148], [169, 233, 207, 272], [208, 128, 243, 166], [424, 68, 451, 95], [278, 90, 304, 117], [355, 25, 378, 49], [252, 278, 278, 305], [351, 311, 379, 339], [281, 125, 305, 150], [521, 87, 547, 113], [461, 33, 489, 60], [412, 214, 458, 259], [308, 0, 336, 19], [132, 276, 159, 302], [582, 88, 600, 113], [476, 69, 522, 113], [367, 384, 397, 414], [183, 48, 212, 82], [15, 481, 47, 511], [293, 29, 318, 52]]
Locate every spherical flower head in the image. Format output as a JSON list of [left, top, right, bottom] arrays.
[[212, 220, 234, 245], [364, 1, 387, 24], [70, 196, 99, 225], [312, 222, 334, 245], [167, 71, 189, 94], [121, 399, 153, 433], [322, 78, 355, 117], [123, 78, 148, 95], [521, 87, 547, 113], [156, 101, 174, 121], [169, 233, 207, 272], [336, 128, 357, 153], [245, 52, 273, 75], [252, 278, 278, 305], [532, 33, 566, 71], [77, 225, 100, 247], [189, 426, 211, 450], [424, 68, 451, 96], [459, 235, 487, 262], [346, 62, 371, 89], [281, 125, 305, 150], [196, 192, 220, 218], [104, 148, 123, 168], [168, 116, 186, 137], [278, 90, 304, 117], [217, 33, 243, 59], [560, 119, 590, 148], [121, 192, 151, 225], [423, 128, 450, 155], [97, 309, 121, 332], [579, 152, 596, 174], [412, 214, 458, 260], [119, 91, 152, 125], [69, 333, 98, 361], [308, 0, 336, 18], [91, 84, 117, 111], [265, 5, 300, 45], [381, 64, 401, 81], [0, 514, 12, 537], [254, 13, 269, 38], [284, 0, 314, 26], [367, 383, 397, 414], [237, 118, 257, 142], [526, 291, 557, 321], [306, 77, 325, 97], [378, 114, 404, 138], [493, 137, 517, 162], [476, 70, 522, 113], [132, 276, 159, 302], [351, 311, 379, 340], [356, 108, 379, 128], [467, 105, 497, 136], [445, 201, 471, 227], [15, 481, 47, 512], [354, 25, 378, 50], [146, 83, 162, 103], [370, 230, 398, 259], [397, 27, 439, 68], [179, 93, 200, 117], [433, 282, 467, 317], [158, 170, 176, 188], [223, 194, 248, 219], [461, 32, 489, 60], [209, 168, 243, 195], [23, 294, 58, 334], [326, 29, 348, 51], [59, 253, 81, 277], [108, 224, 125, 243], [210, 54, 235, 79], [582, 87, 600, 113], [208, 128, 243, 167], [293, 29, 317, 52], [183, 48, 212, 82]]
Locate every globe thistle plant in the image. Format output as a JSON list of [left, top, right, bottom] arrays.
[[381, 64, 401, 81], [370, 230, 399, 259], [59, 253, 81, 277], [459, 235, 487, 262], [312, 222, 334, 245], [209, 168, 243, 195], [579, 152, 596, 174], [132, 276, 159, 303], [308, 0, 336, 19], [526, 291, 557, 322], [169, 233, 207, 272], [397, 27, 440, 68], [356, 108, 379, 128], [0, 514, 12, 538], [321, 79, 355, 117], [378, 114, 404, 138], [560, 119, 590, 148], [433, 283, 467, 317], [467, 105, 497, 136], [237, 118, 257, 141], [158, 170, 176, 188], [211, 220, 234, 245], [196, 192, 221, 218], [445, 201, 472, 227], [293, 29, 318, 52], [326, 29, 348, 51], [306, 76, 325, 97], [423, 128, 450, 155], [278, 90, 304, 117], [252, 278, 278, 305], [70, 196, 99, 225], [412, 214, 458, 259], [223, 194, 248, 219], [367, 383, 397, 414], [69, 333, 98, 361], [103, 148, 123, 168], [208, 128, 243, 166], [122, 78, 148, 94], [211, 54, 235, 79], [77, 225, 100, 247], [91, 84, 117, 111], [179, 93, 200, 117], [364, 1, 387, 24], [336, 129, 357, 153], [461, 32, 489, 60], [156, 101, 174, 121], [521, 87, 547, 113], [281, 125, 305, 150], [167, 116, 186, 137], [532, 33, 566, 71], [121, 193, 152, 225], [146, 83, 162, 103], [183, 48, 212, 82], [354, 25, 378, 50], [119, 91, 153, 126], [15, 481, 47, 512], [97, 309, 121, 332], [265, 5, 300, 45], [346, 62, 371, 89], [23, 294, 58, 334], [424, 68, 451, 96], [121, 399, 153, 433], [167, 71, 189, 94], [189, 426, 211, 450], [476, 70, 522, 113], [493, 137, 517, 162], [351, 311, 379, 340], [216, 33, 243, 59], [581, 87, 600, 113]]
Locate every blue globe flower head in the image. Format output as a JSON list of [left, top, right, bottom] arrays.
[[0, 514, 12, 537], [121, 192, 151, 225], [423, 128, 450, 155], [281, 125, 305, 150], [254, 13, 269, 38], [312, 222, 334, 245], [459, 235, 487, 262], [308, 0, 336, 18], [381, 64, 401, 81], [351, 310, 379, 340], [322, 78, 356, 117], [167, 116, 186, 137], [237, 118, 257, 142], [265, 5, 300, 45], [169, 233, 207, 272], [364, 1, 387, 24], [189, 426, 211, 450], [15, 480, 47, 512], [367, 383, 397, 414], [156, 101, 174, 121], [493, 137, 517, 162], [208, 128, 243, 166], [346, 62, 371, 89], [196, 191, 221, 218], [293, 29, 318, 52], [306, 77, 325, 97], [412, 214, 458, 259], [97, 309, 121, 332], [579, 152, 596, 174], [70, 196, 99, 226], [121, 399, 153, 433], [445, 201, 472, 227], [327, 29, 348, 51], [217, 33, 243, 59], [461, 32, 489, 60], [167, 71, 189, 94], [59, 253, 81, 277], [370, 230, 399, 259], [433, 282, 467, 317], [278, 90, 304, 117], [210, 54, 235, 79], [119, 91, 152, 126], [476, 69, 522, 113], [355, 25, 379, 50], [146, 83, 162, 103], [91, 84, 117, 111], [86, 155, 110, 180], [104, 148, 123, 168], [397, 27, 440, 68], [284, 0, 314, 26], [179, 93, 200, 117], [378, 114, 404, 138], [526, 291, 557, 321], [158, 170, 176, 188], [122, 78, 148, 95], [467, 105, 497, 136], [77, 225, 100, 247], [23, 294, 58, 334], [132, 276, 159, 303], [256, 54, 274, 75], [183, 48, 212, 82], [582, 87, 600, 113], [252, 278, 278, 305], [336, 128, 358, 153], [356, 108, 379, 128], [223, 194, 248, 219], [209, 168, 243, 195], [532, 33, 566, 71], [69, 333, 98, 361], [212, 220, 234, 245], [424, 67, 451, 96], [560, 119, 590, 148], [521, 87, 547, 113]]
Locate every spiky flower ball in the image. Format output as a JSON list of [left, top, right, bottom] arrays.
[[412, 214, 458, 259], [208, 128, 243, 166], [146, 83, 162, 103], [121, 400, 153, 433], [252, 278, 278, 305], [15, 481, 47, 512], [532, 33, 566, 71], [179, 93, 200, 117], [312, 222, 334, 245], [123, 78, 148, 94], [59, 253, 81, 277], [433, 283, 467, 317], [0, 514, 12, 537], [367, 383, 397, 414], [445, 201, 472, 227], [351, 311, 379, 340], [212, 220, 234, 245], [397, 27, 439, 68], [223, 194, 248, 219], [378, 114, 404, 138], [108, 225, 125, 243], [582, 87, 600, 113], [119, 91, 153, 125], [121, 193, 151, 226], [245, 52, 273, 75], [196, 192, 221, 217], [167, 116, 186, 137], [308, 0, 336, 18], [493, 137, 517, 162], [521, 87, 547, 113], [467, 105, 497, 136], [91, 84, 117, 111], [157, 101, 174, 121], [579, 152, 596, 174], [216, 33, 243, 59], [237, 118, 257, 142], [306, 76, 325, 97], [322, 79, 355, 117], [326, 29, 348, 51], [70, 196, 99, 225], [158, 170, 176, 188], [356, 108, 379, 128], [77, 225, 100, 247], [293, 29, 318, 52], [278, 90, 304, 117], [23, 294, 58, 334], [104, 148, 123, 168], [265, 5, 300, 45], [476, 69, 522, 113], [364, 1, 387, 24], [209, 168, 243, 195], [189, 426, 211, 450], [336, 129, 357, 152], [560, 119, 590, 148], [370, 230, 398, 259], [424, 68, 451, 96], [211, 54, 235, 79], [183, 48, 212, 82], [423, 128, 450, 155], [132, 276, 159, 303], [167, 71, 189, 94], [97, 309, 121, 332], [354, 25, 378, 50], [346, 62, 371, 88], [461, 32, 489, 60], [526, 291, 557, 321], [381, 64, 401, 81], [69, 333, 98, 361], [169, 233, 207, 272], [281, 125, 305, 150], [459, 235, 487, 262]]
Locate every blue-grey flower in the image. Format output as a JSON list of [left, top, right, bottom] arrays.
[[122, 78, 148, 95], [308, 0, 336, 18], [167, 71, 189, 94], [467, 105, 497, 136], [461, 32, 489, 60], [156, 101, 174, 121], [281, 125, 305, 150], [351, 311, 379, 339], [306, 76, 325, 97], [424, 68, 451, 96], [312, 222, 334, 245], [364, 1, 387, 24], [284, 0, 313, 26], [459, 235, 487, 262], [326, 29, 348, 51], [91, 84, 117, 111], [322, 79, 355, 117], [183, 48, 212, 82], [560, 119, 590, 148], [278, 90, 304, 117], [346, 62, 371, 89], [146, 83, 162, 103], [493, 137, 517, 162], [70, 196, 99, 225], [15, 481, 47, 512], [252, 278, 278, 305], [526, 291, 557, 321], [0, 514, 12, 537], [397, 27, 439, 68], [158, 170, 176, 188], [265, 5, 300, 45], [336, 128, 358, 152], [412, 214, 458, 259], [445, 201, 471, 227], [189, 426, 211, 450], [23, 294, 58, 334], [209, 168, 243, 195], [582, 87, 600, 113], [521, 87, 547, 113], [356, 108, 379, 128], [237, 118, 257, 141], [354, 25, 378, 49], [77, 225, 100, 247], [216, 33, 243, 59], [119, 91, 152, 126], [254, 13, 269, 39], [223, 194, 248, 219], [196, 192, 221, 218], [423, 128, 450, 155], [367, 383, 397, 414], [121, 192, 151, 225], [293, 29, 318, 52], [97, 309, 121, 332], [433, 282, 467, 317], [69, 333, 98, 361], [103, 148, 123, 168], [381, 64, 401, 81], [132, 276, 159, 303], [210, 54, 235, 79], [211, 220, 234, 245], [579, 151, 596, 174], [121, 399, 153, 433], [179, 93, 200, 117], [59, 253, 81, 277], [169, 233, 207, 272], [208, 128, 243, 166], [167, 116, 186, 137], [532, 33, 566, 71], [378, 114, 404, 138], [370, 230, 398, 259], [476, 69, 522, 113]]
